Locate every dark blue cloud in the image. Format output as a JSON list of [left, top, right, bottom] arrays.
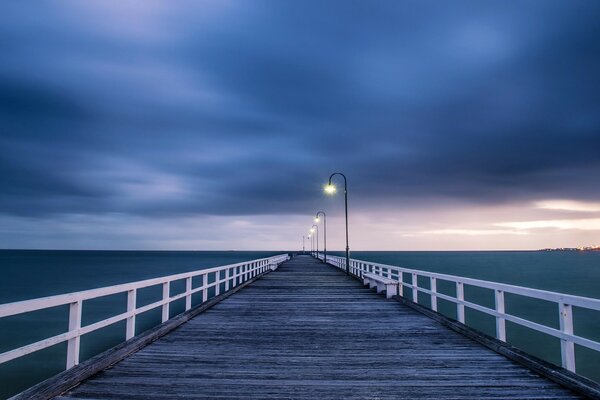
[[1, 0, 600, 220]]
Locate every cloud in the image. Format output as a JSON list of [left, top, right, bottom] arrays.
[[534, 200, 600, 213], [1, 1, 600, 248], [495, 218, 600, 231], [421, 229, 528, 236]]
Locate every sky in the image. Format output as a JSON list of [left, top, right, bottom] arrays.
[[1, 1, 600, 251]]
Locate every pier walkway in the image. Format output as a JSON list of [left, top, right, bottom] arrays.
[[55, 256, 581, 399]]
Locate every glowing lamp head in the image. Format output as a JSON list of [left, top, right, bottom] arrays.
[[307, 235, 311, 238], [324, 184, 336, 194], [314, 217, 320, 223], [310, 228, 315, 233]]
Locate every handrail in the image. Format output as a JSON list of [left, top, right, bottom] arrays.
[[316, 252, 600, 374], [0, 254, 289, 370]]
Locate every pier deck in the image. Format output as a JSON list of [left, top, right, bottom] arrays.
[[56, 256, 581, 399]]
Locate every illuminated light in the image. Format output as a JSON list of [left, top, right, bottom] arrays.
[[310, 228, 315, 233], [324, 184, 336, 194], [307, 235, 311, 238], [314, 217, 320, 223]]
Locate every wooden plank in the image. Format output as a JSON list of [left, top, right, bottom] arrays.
[[394, 293, 600, 399], [48, 256, 592, 400], [9, 270, 272, 400]]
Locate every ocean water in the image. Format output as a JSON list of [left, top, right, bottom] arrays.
[[332, 250, 600, 384], [0, 250, 282, 399], [1, 250, 599, 398]]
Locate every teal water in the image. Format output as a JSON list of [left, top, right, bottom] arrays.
[[0, 250, 282, 399], [331, 250, 600, 385], [1, 250, 599, 398]]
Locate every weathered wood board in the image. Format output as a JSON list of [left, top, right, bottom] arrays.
[[56, 256, 583, 399]]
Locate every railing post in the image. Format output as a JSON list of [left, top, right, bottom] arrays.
[[412, 273, 418, 303], [162, 282, 170, 322], [66, 300, 82, 369], [456, 282, 465, 323], [126, 289, 136, 339], [185, 277, 192, 311], [559, 303, 576, 372], [495, 290, 506, 342], [398, 271, 403, 297], [430, 277, 437, 312], [225, 268, 230, 291], [202, 273, 208, 302], [215, 272, 221, 296]]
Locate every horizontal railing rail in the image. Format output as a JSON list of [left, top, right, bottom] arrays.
[[316, 252, 600, 374], [0, 254, 289, 371]]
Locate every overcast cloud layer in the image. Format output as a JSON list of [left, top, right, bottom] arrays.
[[1, 1, 600, 250]]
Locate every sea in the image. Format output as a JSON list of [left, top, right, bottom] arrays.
[[0, 250, 599, 398]]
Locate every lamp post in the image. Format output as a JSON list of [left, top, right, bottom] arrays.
[[308, 234, 312, 254], [324, 172, 350, 275], [315, 211, 326, 263], [311, 224, 319, 258]]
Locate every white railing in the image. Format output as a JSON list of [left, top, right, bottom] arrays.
[[317, 253, 600, 374], [0, 254, 289, 371]]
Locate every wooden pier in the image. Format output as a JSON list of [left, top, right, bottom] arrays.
[[47, 256, 585, 399]]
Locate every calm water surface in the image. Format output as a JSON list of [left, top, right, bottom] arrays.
[[1, 250, 599, 398], [0, 250, 281, 399]]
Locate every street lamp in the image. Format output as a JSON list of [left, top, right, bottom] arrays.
[[311, 224, 319, 258], [324, 172, 350, 275], [302, 235, 305, 254], [315, 211, 326, 263], [307, 234, 312, 253]]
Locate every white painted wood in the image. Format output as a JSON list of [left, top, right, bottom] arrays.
[[456, 282, 465, 323], [0, 331, 73, 364], [559, 303, 576, 372], [412, 273, 418, 303], [185, 277, 192, 311], [385, 283, 397, 299], [225, 268, 230, 291], [322, 255, 600, 311], [126, 289, 136, 339], [398, 271, 403, 297], [162, 282, 170, 323], [363, 273, 398, 299], [202, 274, 208, 303], [430, 277, 437, 312], [495, 290, 506, 342], [79, 311, 134, 337], [0, 254, 290, 319], [66, 300, 82, 369], [415, 285, 600, 351], [0, 254, 290, 372], [215, 272, 221, 296]]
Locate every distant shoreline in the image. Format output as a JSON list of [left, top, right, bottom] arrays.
[[540, 246, 600, 252]]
